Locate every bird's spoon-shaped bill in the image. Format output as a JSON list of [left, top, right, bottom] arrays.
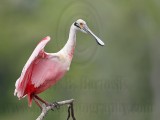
[[84, 25, 105, 46]]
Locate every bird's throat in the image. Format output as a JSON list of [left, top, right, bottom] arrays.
[[61, 24, 77, 60]]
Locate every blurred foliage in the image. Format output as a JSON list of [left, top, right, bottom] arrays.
[[0, 0, 160, 120]]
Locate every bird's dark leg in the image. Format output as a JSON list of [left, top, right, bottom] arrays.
[[33, 97, 42, 110], [34, 95, 48, 105], [34, 95, 60, 111]]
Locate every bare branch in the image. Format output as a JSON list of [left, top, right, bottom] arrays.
[[36, 99, 75, 120]]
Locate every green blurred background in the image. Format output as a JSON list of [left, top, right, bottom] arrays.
[[0, 0, 160, 120]]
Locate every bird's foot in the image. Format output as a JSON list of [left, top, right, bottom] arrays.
[[46, 102, 60, 111], [53, 101, 60, 109]]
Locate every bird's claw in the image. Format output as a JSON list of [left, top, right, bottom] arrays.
[[53, 101, 60, 110], [46, 102, 60, 111]]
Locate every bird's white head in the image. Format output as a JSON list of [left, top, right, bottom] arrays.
[[73, 19, 105, 46], [74, 19, 87, 33]]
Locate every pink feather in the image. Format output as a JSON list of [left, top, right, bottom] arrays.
[[14, 36, 68, 106]]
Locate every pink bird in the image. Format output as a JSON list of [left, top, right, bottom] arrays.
[[14, 19, 105, 108]]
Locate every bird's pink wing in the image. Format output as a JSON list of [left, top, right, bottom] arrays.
[[14, 36, 51, 98], [30, 56, 64, 94]]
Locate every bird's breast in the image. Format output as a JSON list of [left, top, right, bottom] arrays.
[[57, 54, 72, 71]]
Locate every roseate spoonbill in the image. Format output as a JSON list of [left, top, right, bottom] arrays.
[[14, 19, 105, 108]]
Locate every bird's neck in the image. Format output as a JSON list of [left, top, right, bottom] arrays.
[[61, 24, 77, 60]]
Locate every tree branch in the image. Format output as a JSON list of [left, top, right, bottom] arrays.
[[36, 99, 75, 120]]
